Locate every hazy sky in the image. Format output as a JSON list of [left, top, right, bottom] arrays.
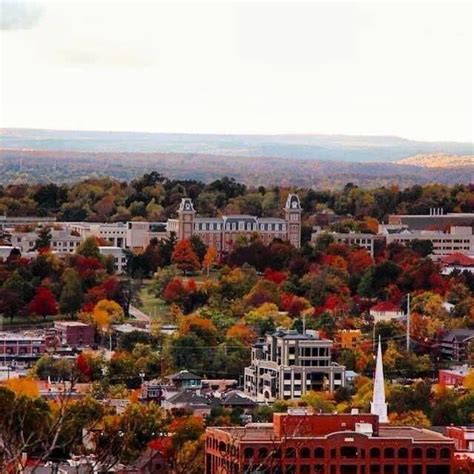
[[1, 0, 473, 141]]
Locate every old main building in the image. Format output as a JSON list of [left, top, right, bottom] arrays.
[[167, 194, 302, 252]]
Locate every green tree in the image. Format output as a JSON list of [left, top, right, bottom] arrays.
[[59, 268, 84, 318], [76, 237, 100, 258], [34, 227, 52, 251]]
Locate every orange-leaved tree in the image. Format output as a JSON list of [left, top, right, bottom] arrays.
[[171, 239, 200, 275], [203, 246, 218, 276]]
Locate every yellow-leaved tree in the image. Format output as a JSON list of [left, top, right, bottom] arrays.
[[5, 377, 39, 398], [91, 299, 124, 332]]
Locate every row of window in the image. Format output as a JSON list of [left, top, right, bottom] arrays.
[[239, 446, 451, 460], [195, 222, 289, 231]]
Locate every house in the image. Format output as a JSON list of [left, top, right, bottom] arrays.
[[165, 370, 202, 390], [440, 253, 474, 275], [162, 390, 216, 417], [370, 301, 404, 323], [244, 329, 345, 402], [336, 329, 362, 350], [206, 410, 455, 474], [439, 366, 471, 387], [439, 329, 474, 362]]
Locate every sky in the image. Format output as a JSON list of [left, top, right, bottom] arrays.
[[0, 0, 473, 142]]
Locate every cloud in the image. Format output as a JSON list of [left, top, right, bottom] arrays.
[[1, 0, 44, 30]]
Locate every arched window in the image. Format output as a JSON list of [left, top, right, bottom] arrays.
[[243, 447, 254, 458], [258, 447, 269, 459], [285, 447, 296, 458], [300, 447, 311, 458], [440, 448, 450, 459], [314, 447, 325, 458], [370, 448, 381, 458], [412, 448, 422, 459], [427, 448, 437, 459], [384, 448, 395, 458], [341, 446, 358, 458], [398, 448, 408, 459], [218, 441, 227, 453]]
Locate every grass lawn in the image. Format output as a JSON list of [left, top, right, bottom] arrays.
[[137, 287, 169, 323]]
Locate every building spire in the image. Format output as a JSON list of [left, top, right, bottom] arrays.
[[371, 336, 388, 423]]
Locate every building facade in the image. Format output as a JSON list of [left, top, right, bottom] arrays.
[[54, 321, 95, 347], [167, 194, 302, 253], [205, 411, 455, 474], [244, 329, 345, 402], [0, 332, 46, 364]]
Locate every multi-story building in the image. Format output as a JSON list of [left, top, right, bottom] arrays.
[[54, 321, 95, 347], [311, 229, 383, 257], [205, 410, 455, 474], [439, 330, 474, 363], [388, 210, 474, 230], [446, 426, 474, 452], [9, 228, 82, 254], [167, 194, 302, 253], [382, 226, 474, 259], [438, 366, 471, 387], [0, 332, 46, 365], [98, 246, 127, 273], [244, 329, 345, 402], [126, 221, 168, 250], [65, 222, 129, 249]]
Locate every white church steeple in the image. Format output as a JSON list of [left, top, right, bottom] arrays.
[[371, 336, 388, 423]]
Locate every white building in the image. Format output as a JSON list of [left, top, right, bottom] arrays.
[[382, 226, 474, 259], [244, 329, 345, 402], [369, 301, 405, 322], [311, 228, 382, 257], [126, 221, 168, 250], [65, 222, 128, 249], [9, 228, 82, 254], [98, 246, 127, 274]]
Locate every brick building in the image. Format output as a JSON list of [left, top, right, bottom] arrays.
[[54, 321, 95, 347], [0, 332, 46, 364], [167, 194, 302, 253], [205, 410, 455, 474]]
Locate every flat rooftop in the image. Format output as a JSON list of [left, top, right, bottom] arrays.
[[210, 424, 454, 444]]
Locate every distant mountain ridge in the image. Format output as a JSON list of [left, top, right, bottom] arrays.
[[1, 128, 473, 163], [1, 148, 473, 188], [397, 154, 474, 168]]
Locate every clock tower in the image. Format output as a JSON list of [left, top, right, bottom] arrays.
[[177, 198, 196, 241], [284, 194, 302, 248]]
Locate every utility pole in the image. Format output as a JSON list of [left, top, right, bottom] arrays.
[[406, 293, 411, 353]]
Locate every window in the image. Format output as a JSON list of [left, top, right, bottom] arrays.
[[341, 447, 358, 458], [384, 448, 395, 458], [258, 447, 269, 459], [314, 448, 325, 459], [412, 448, 422, 459], [398, 448, 408, 459], [440, 448, 450, 459], [285, 448, 296, 458], [427, 448, 436, 459], [243, 448, 253, 458], [370, 448, 380, 458], [300, 447, 310, 458]]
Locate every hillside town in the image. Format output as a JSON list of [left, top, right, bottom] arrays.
[[0, 176, 471, 472]]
